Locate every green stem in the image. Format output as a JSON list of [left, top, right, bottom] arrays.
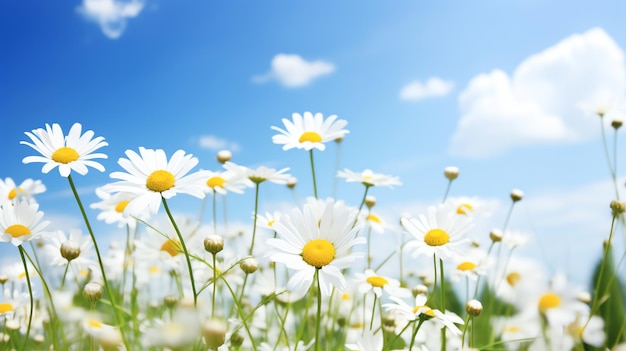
[[67, 175, 129, 349], [309, 149, 318, 199], [162, 197, 198, 306], [249, 183, 260, 255], [585, 214, 617, 330], [212, 253, 217, 318], [18, 247, 32, 351], [213, 189, 218, 234], [369, 294, 377, 330], [442, 180, 453, 204], [352, 185, 371, 230], [440, 257, 446, 351], [315, 269, 322, 351]]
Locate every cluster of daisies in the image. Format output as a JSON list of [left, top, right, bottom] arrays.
[[0, 112, 621, 351]]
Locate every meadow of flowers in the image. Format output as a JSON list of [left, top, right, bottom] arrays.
[[0, 111, 625, 351]]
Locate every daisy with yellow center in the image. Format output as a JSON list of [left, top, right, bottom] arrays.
[[201, 163, 252, 196], [21, 122, 108, 177], [356, 269, 411, 298], [90, 187, 144, 229], [0, 200, 49, 247], [401, 204, 471, 260], [271, 111, 349, 151], [104, 147, 210, 217], [0, 177, 46, 206], [337, 168, 402, 188], [383, 294, 464, 335], [266, 198, 365, 297]]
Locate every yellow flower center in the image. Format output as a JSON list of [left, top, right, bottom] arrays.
[[51, 147, 80, 164], [456, 203, 473, 215], [206, 176, 226, 189], [504, 325, 520, 333], [538, 292, 561, 312], [302, 239, 335, 268], [146, 170, 175, 192], [4, 224, 31, 238], [8, 187, 22, 200], [149, 266, 160, 274], [366, 214, 381, 224], [299, 131, 323, 143], [412, 305, 435, 317], [115, 200, 129, 213], [366, 276, 388, 288], [457, 261, 476, 271], [506, 272, 521, 286], [88, 320, 103, 329], [267, 220, 276, 227], [0, 303, 13, 314], [424, 228, 450, 246], [160, 239, 182, 257], [341, 292, 351, 301]]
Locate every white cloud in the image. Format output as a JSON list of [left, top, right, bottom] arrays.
[[253, 54, 335, 88], [400, 77, 454, 101], [451, 28, 626, 158], [198, 135, 240, 152], [77, 0, 145, 39]]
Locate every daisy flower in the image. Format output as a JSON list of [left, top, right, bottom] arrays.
[[104, 147, 210, 217], [0, 178, 46, 206], [266, 198, 365, 296], [0, 200, 49, 247], [21, 122, 108, 177], [337, 168, 402, 188], [345, 329, 384, 351], [401, 203, 471, 260], [90, 187, 145, 229], [201, 163, 253, 195], [355, 269, 411, 298], [242, 163, 292, 185], [271, 111, 349, 151], [383, 294, 464, 335]]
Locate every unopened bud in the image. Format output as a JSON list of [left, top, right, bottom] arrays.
[[510, 189, 524, 202], [286, 176, 297, 189], [365, 195, 376, 208], [610, 200, 626, 215], [216, 150, 232, 164], [490, 229, 503, 243], [240, 257, 258, 274], [204, 235, 224, 255], [5, 319, 20, 331], [466, 299, 483, 317], [163, 295, 178, 309], [60, 240, 81, 261], [33, 334, 45, 344], [412, 285, 428, 297], [203, 319, 227, 349], [98, 328, 123, 350], [612, 119, 623, 129], [0, 275, 8, 284], [230, 332, 244, 347], [83, 282, 103, 302], [444, 166, 459, 181], [577, 291, 591, 304]]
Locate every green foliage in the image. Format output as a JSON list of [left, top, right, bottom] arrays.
[[589, 244, 626, 348]]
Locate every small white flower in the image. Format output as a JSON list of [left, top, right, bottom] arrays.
[[271, 111, 349, 151], [337, 168, 402, 188]]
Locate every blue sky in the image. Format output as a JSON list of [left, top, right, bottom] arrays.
[[2, 1, 626, 287]]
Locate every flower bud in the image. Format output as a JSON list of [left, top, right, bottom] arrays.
[[163, 294, 178, 309], [216, 150, 232, 164], [610, 200, 626, 215], [99, 328, 123, 350], [612, 119, 623, 129], [230, 332, 244, 347], [412, 284, 428, 297], [489, 229, 503, 243], [0, 275, 8, 284], [204, 235, 224, 255], [444, 166, 459, 181], [203, 319, 227, 349], [83, 282, 103, 302], [60, 240, 81, 262], [510, 189, 524, 202], [577, 291, 591, 304], [5, 319, 20, 331], [240, 257, 258, 274], [466, 299, 483, 317], [364, 195, 376, 208], [286, 176, 297, 189]]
